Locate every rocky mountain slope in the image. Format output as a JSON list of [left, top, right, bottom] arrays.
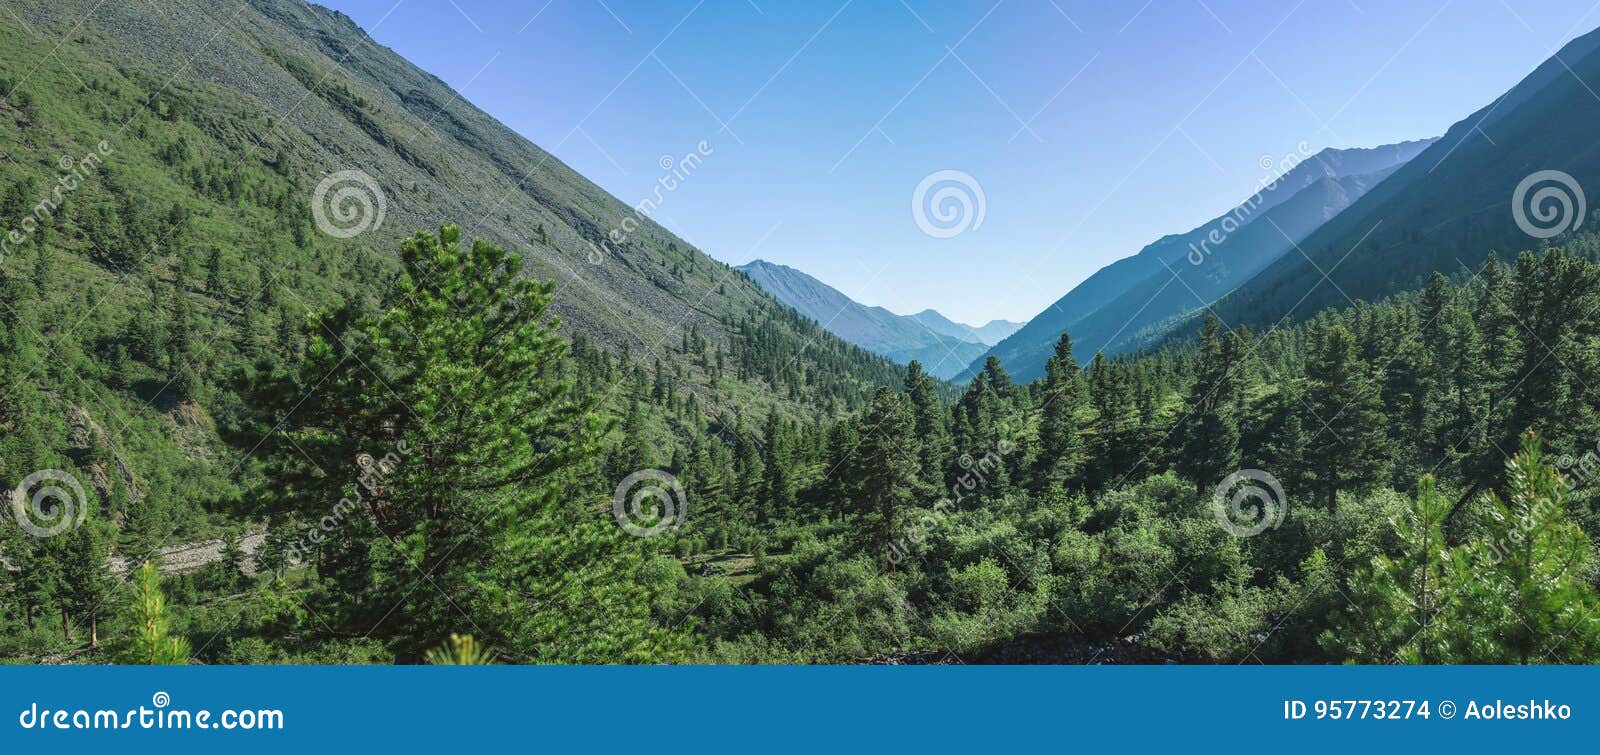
[[0, 0, 903, 543]]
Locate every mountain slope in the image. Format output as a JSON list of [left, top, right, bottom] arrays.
[[1029, 165, 1400, 374], [1207, 27, 1600, 337], [738, 259, 989, 379], [0, 0, 904, 538], [975, 139, 1435, 381]]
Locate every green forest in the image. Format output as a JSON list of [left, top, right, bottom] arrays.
[[8, 211, 1600, 663], [5, 0, 1600, 665]]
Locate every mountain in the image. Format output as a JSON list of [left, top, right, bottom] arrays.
[[973, 138, 1435, 381], [0, 0, 906, 531], [1205, 26, 1600, 335], [908, 310, 1022, 345], [737, 260, 991, 379]]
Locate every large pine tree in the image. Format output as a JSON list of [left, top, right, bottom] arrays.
[[1035, 332, 1087, 488], [854, 387, 918, 565], [245, 225, 685, 662], [1175, 314, 1243, 494], [1303, 324, 1391, 510]]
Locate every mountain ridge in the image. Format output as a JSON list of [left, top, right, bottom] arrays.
[[737, 259, 999, 379], [1202, 24, 1600, 339], [971, 138, 1436, 381]]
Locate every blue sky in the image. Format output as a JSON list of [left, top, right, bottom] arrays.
[[320, 0, 1600, 324]]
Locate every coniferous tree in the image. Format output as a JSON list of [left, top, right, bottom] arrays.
[[1175, 315, 1243, 493], [1303, 324, 1391, 510], [1086, 352, 1136, 489], [902, 361, 950, 492], [114, 562, 190, 665], [1455, 433, 1600, 663], [760, 411, 793, 521], [1324, 475, 1453, 663], [733, 415, 764, 527], [1418, 273, 1487, 476], [1463, 254, 1519, 493], [1036, 332, 1087, 488], [1492, 251, 1600, 491], [245, 225, 684, 662], [855, 387, 917, 565], [425, 633, 496, 664], [60, 519, 114, 648]]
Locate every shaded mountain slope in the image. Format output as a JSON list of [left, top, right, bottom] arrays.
[[1207, 26, 1600, 336], [973, 139, 1433, 380]]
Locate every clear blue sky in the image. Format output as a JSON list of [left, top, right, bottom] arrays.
[[320, 0, 1600, 324]]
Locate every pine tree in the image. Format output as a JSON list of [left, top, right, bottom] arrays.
[[1175, 314, 1243, 493], [114, 562, 190, 665], [1303, 324, 1391, 510], [760, 411, 793, 521], [1324, 475, 1453, 663], [822, 418, 860, 517], [1418, 274, 1486, 476], [1455, 433, 1600, 663], [60, 519, 114, 649], [1463, 253, 1519, 492], [1036, 332, 1087, 488], [1086, 351, 1136, 489], [902, 361, 950, 491], [245, 225, 685, 662], [855, 387, 918, 565], [1494, 251, 1600, 491], [217, 528, 248, 590], [733, 414, 764, 527], [425, 633, 496, 664]]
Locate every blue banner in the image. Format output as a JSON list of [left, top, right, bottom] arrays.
[[0, 666, 1592, 752]]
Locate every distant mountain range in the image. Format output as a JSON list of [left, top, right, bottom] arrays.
[[972, 138, 1437, 381], [737, 260, 1020, 379]]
